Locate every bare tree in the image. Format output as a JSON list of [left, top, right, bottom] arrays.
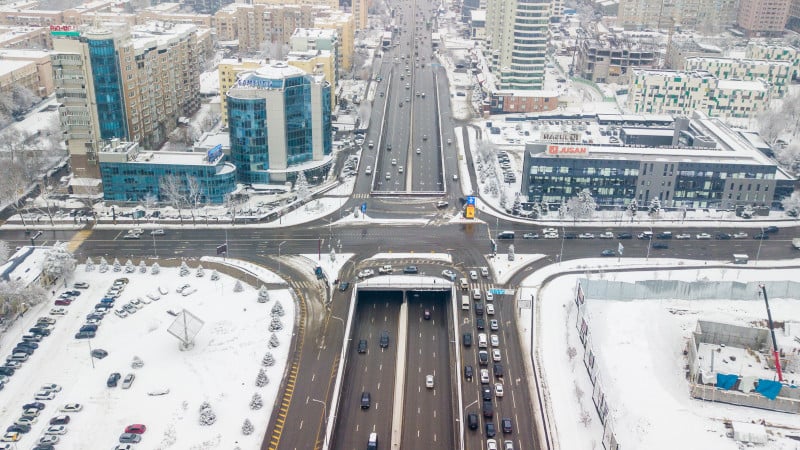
[[0, 161, 33, 227], [41, 241, 76, 287], [185, 175, 202, 225], [37, 177, 62, 226], [159, 174, 187, 225], [774, 142, 800, 173], [0, 240, 10, 263], [564, 188, 597, 222], [756, 109, 788, 145], [781, 190, 800, 213]]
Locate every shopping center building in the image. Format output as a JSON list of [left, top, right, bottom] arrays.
[[522, 112, 795, 209]]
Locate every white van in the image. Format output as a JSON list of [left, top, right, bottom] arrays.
[[478, 333, 488, 348], [368, 432, 378, 450], [461, 295, 470, 310], [459, 278, 469, 290]]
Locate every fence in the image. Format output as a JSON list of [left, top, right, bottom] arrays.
[[580, 279, 800, 302]]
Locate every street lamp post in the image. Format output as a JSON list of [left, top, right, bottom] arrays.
[[310, 398, 329, 450], [278, 241, 287, 275], [646, 226, 653, 261], [559, 226, 566, 265], [756, 226, 764, 266]]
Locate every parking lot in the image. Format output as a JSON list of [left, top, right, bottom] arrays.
[[0, 264, 292, 449]]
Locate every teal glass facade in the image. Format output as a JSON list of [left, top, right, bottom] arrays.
[[100, 160, 236, 203], [228, 68, 332, 184], [88, 38, 127, 139]]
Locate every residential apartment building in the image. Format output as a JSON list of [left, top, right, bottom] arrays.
[[351, 0, 368, 30], [617, 0, 737, 32], [627, 69, 770, 119], [664, 38, 723, 70], [287, 49, 336, 111], [290, 28, 338, 75], [737, 0, 791, 36], [226, 62, 332, 184], [575, 35, 658, 83], [314, 11, 354, 72], [213, 3, 315, 53], [788, 0, 800, 31], [218, 58, 265, 127], [521, 112, 795, 209], [485, 0, 548, 90], [0, 49, 53, 97], [0, 25, 52, 49], [684, 56, 794, 97], [254, 0, 338, 9], [52, 23, 204, 178], [744, 42, 799, 78]]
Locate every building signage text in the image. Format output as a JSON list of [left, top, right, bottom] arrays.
[[547, 144, 588, 156], [542, 132, 581, 143]]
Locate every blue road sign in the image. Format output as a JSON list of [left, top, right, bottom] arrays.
[[361, 202, 367, 213], [466, 196, 476, 206], [489, 288, 504, 295]]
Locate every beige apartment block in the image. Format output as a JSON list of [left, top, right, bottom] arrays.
[[218, 58, 265, 127], [737, 0, 791, 36], [315, 10, 354, 72], [617, 0, 737, 32], [214, 3, 315, 53], [745, 42, 799, 77], [287, 49, 336, 110], [0, 48, 53, 97], [0, 25, 52, 49]]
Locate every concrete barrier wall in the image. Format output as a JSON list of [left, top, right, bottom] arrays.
[[690, 384, 800, 413], [581, 279, 800, 302], [695, 320, 771, 351]]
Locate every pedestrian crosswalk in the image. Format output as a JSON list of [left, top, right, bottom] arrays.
[[352, 192, 371, 199]]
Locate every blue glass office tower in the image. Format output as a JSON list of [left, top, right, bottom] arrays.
[[87, 31, 127, 140], [227, 62, 332, 184]]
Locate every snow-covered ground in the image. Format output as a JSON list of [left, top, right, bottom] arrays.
[[0, 263, 294, 450], [514, 259, 800, 450]]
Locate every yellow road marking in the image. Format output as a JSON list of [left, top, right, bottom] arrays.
[[66, 230, 92, 253]]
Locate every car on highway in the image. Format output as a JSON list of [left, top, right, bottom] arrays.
[[122, 233, 140, 240], [486, 422, 496, 437], [486, 304, 495, 315], [715, 232, 731, 240], [522, 233, 539, 239], [483, 400, 493, 417], [379, 331, 390, 348], [637, 231, 653, 240], [464, 365, 473, 380], [754, 232, 769, 240], [441, 269, 457, 281], [361, 392, 371, 409], [501, 417, 513, 434], [617, 232, 632, 239], [478, 350, 489, 366], [365, 166, 372, 175], [338, 282, 350, 292], [485, 291, 494, 302], [696, 233, 712, 240], [489, 319, 499, 331], [423, 308, 431, 320], [732, 232, 748, 239], [357, 269, 374, 278], [463, 333, 472, 347], [652, 242, 669, 249], [543, 232, 558, 239], [476, 318, 485, 330], [416, 147, 421, 154], [436, 200, 448, 208], [764, 226, 779, 233], [656, 232, 672, 239], [357, 339, 367, 353], [403, 265, 418, 274], [598, 231, 614, 239], [490, 334, 500, 347], [601, 249, 615, 257], [468, 413, 479, 430], [675, 233, 691, 239], [480, 369, 490, 383], [150, 229, 165, 236], [578, 233, 594, 239], [495, 383, 504, 397], [425, 374, 434, 388], [493, 363, 504, 378], [391, 158, 397, 165]]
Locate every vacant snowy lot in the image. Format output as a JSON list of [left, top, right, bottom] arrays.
[[0, 264, 293, 450], [539, 268, 800, 450]]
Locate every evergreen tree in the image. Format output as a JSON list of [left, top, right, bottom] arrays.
[[258, 285, 269, 303], [242, 419, 254, 435], [199, 401, 217, 426], [125, 259, 135, 273], [262, 352, 275, 366], [249, 393, 263, 410], [210, 270, 220, 281], [112, 258, 122, 272], [234, 280, 244, 292], [85, 257, 95, 272], [255, 368, 269, 387], [195, 265, 205, 277], [139, 260, 147, 273], [271, 301, 284, 317], [269, 316, 283, 332], [269, 333, 280, 348], [151, 262, 160, 275]]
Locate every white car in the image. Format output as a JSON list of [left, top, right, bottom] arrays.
[[487, 440, 498, 450], [150, 229, 165, 235], [492, 348, 502, 362], [543, 232, 559, 239], [732, 232, 748, 239], [578, 233, 595, 239], [598, 231, 614, 239], [485, 292, 494, 302], [494, 383, 504, 397], [490, 319, 499, 331], [391, 158, 397, 165], [34, 391, 56, 401], [486, 304, 495, 315], [358, 269, 374, 278], [44, 426, 67, 435], [469, 270, 478, 280], [60, 403, 83, 412], [425, 374, 434, 388], [416, 147, 421, 154], [15, 416, 37, 426], [40, 384, 62, 392], [365, 166, 372, 175], [675, 233, 691, 240], [128, 228, 143, 235], [480, 369, 490, 383], [39, 435, 59, 445], [49, 307, 67, 315], [542, 227, 558, 234], [696, 233, 712, 240], [490, 334, 500, 347], [480, 267, 489, 277], [441, 269, 457, 281]]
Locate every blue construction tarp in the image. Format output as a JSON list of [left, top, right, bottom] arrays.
[[716, 373, 738, 390], [755, 379, 783, 400]]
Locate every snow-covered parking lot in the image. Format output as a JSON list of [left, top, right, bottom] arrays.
[[0, 263, 293, 450]]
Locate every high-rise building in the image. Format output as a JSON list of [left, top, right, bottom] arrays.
[[226, 62, 332, 184], [737, 0, 791, 36], [351, 0, 368, 30], [218, 58, 266, 127], [314, 11, 354, 72], [485, 0, 548, 90], [617, 0, 738, 32], [52, 23, 203, 177]]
